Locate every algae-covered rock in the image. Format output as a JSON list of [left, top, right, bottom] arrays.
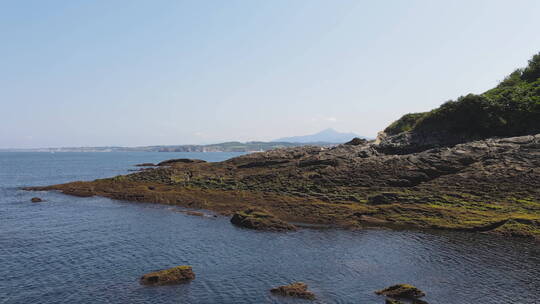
[[31, 197, 43, 203], [375, 284, 425, 299], [367, 193, 401, 205], [231, 209, 296, 231], [140, 265, 195, 286], [270, 282, 315, 300]]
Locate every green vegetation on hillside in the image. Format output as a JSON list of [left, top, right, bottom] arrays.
[[384, 113, 428, 135], [385, 53, 540, 138]]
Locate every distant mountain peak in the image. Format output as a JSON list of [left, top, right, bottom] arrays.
[[318, 128, 339, 134], [273, 129, 364, 144]]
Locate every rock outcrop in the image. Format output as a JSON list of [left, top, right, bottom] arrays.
[[140, 266, 195, 286], [345, 137, 368, 146], [135, 163, 156, 167], [157, 158, 206, 166], [231, 209, 296, 231], [270, 282, 315, 300], [24, 133, 540, 240], [376, 284, 425, 300], [375, 130, 468, 155], [31, 197, 43, 203]]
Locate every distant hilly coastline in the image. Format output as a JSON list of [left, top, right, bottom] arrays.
[[0, 129, 363, 153], [273, 128, 364, 143], [0, 142, 311, 153]]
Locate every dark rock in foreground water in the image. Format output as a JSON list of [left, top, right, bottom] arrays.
[[376, 284, 425, 300], [31, 197, 43, 203], [231, 209, 297, 231], [140, 266, 195, 286], [270, 282, 315, 300]]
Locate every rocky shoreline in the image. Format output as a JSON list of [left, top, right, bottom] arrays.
[[24, 133, 540, 240]]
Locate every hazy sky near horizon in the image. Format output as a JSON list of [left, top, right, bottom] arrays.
[[2, 0, 540, 148]]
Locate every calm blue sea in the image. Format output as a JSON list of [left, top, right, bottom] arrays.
[[1, 152, 539, 304]]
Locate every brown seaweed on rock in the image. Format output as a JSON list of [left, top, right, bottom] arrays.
[[140, 266, 195, 286], [230, 208, 297, 231], [376, 284, 425, 300], [270, 282, 315, 300]]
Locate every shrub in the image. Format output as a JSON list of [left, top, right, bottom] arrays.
[[384, 52, 540, 140]]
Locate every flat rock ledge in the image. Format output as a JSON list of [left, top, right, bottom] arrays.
[[140, 266, 195, 286], [270, 282, 315, 300], [230, 209, 297, 231], [376, 284, 427, 303]]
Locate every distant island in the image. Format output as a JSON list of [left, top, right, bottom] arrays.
[[25, 53, 540, 240], [2, 129, 365, 153]]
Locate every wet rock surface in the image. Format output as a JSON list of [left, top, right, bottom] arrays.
[[231, 209, 297, 231], [140, 266, 195, 286], [376, 284, 425, 300], [270, 282, 315, 300], [30, 197, 43, 203]]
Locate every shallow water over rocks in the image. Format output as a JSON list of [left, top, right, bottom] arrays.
[[1, 152, 539, 303]]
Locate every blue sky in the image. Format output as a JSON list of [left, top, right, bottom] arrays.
[[1, 0, 540, 148]]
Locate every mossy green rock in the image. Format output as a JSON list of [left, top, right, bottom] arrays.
[[270, 282, 315, 300], [140, 265, 195, 286], [231, 209, 296, 231]]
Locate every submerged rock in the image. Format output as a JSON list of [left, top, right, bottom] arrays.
[[30, 197, 43, 203], [230, 209, 296, 231], [375, 284, 425, 300], [270, 282, 315, 300], [140, 265, 195, 286]]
